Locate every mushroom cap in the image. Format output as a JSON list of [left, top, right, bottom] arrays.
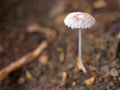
[[64, 12, 96, 29]]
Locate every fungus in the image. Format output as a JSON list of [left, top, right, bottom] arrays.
[[64, 12, 96, 73]]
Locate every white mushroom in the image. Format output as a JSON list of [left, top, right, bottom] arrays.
[[64, 12, 96, 73]]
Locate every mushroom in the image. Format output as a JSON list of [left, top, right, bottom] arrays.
[[64, 12, 96, 73]]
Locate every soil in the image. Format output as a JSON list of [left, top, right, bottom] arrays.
[[0, 0, 120, 90]]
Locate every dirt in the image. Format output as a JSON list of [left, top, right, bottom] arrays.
[[0, 0, 120, 90]]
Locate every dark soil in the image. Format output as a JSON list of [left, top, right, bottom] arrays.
[[0, 0, 120, 90]]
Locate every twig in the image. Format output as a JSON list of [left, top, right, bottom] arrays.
[[0, 41, 48, 81]]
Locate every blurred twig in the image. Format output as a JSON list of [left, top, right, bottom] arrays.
[[0, 41, 48, 81], [26, 23, 57, 42]]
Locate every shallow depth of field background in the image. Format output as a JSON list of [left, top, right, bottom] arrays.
[[0, 0, 120, 90]]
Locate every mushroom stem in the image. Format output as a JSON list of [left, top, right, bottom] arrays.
[[78, 30, 87, 73]]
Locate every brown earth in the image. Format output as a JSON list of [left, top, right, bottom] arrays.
[[0, 0, 120, 90]]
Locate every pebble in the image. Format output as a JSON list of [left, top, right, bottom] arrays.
[[18, 77, 25, 85], [110, 68, 119, 77], [72, 81, 76, 86]]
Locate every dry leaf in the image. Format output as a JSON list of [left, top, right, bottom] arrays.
[[59, 52, 64, 62], [57, 47, 65, 62], [84, 76, 95, 85], [93, 0, 107, 9], [25, 71, 33, 80], [76, 57, 82, 70], [61, 72, 67, 85]]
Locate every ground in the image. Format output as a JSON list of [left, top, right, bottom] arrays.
[[0, 0, 120, 90]]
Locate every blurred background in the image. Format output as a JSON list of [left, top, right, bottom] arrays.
[[0, 0, 120, 90]]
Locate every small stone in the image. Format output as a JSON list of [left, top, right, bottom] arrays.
[[18, 77, 25, 85], [84, 76, 95, 86], [38, 54, 48, 64], [110, 68, 119, 77], [101, 65, 110, 73], [72, 81, 76, 86], [117, 33, 120, 39]]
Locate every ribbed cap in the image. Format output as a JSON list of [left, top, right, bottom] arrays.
[[64, 12, 96, 29]]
